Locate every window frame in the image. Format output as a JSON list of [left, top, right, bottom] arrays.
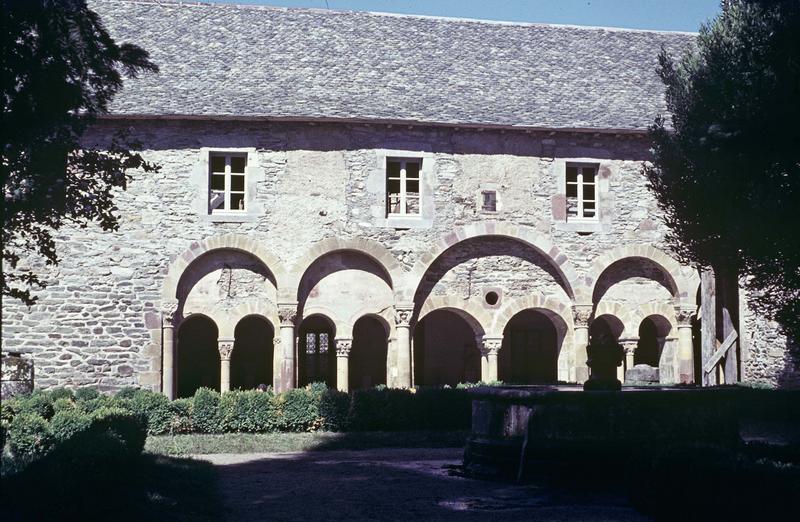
[[209, 152, 248, 214], [385, 157, 423, 218], [565, 162, 599, 222]]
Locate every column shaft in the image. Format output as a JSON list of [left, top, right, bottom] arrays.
[[396, 326, 411, 388], [162, 324, 175, 400], [573, 326, 589, 382], [218, 339, 234, 393], [279, 325, 295, 392], [335, 338, 352, 392]]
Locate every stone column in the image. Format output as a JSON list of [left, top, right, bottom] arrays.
[[480, 336, 502, 382], [619, 338, 638, 383], [335, 338, 352, 392], [572, 304, 593, 382], [161, 299, 178, 400], [218, 338, 234, 393], [394, 305, 413, 388], [675, 305, 696, 384], [277, 305, 298, 393]]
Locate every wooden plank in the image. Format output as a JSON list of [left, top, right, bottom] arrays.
[[703, 330, 738, 374], [720, 270, 740, 384], [700, 268, 717, 386]]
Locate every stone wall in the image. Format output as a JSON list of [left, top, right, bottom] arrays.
[[1, 119, 795, 390]]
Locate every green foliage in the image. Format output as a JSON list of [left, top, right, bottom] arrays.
[[218, 390, 279, 433], [1, 0, 160, 304], [114, 386, 139, 400], [17, 392, 54, 420], [52, 397, 76, 413], [168, 398, 194, 434], [644, 0, 800, 341], [276, 386, 323, 432], [78, 393, 124, 414], [0, 398, 20, 426], [192, 388, 221, 433], [318, 389, 350, 431], [47, 387, 74, 401], [130, 389, 171, 435], [84, 407, 148, 460], [8, 413, 54, 458], [74, 387, 100, 402], [50, 409, 91, 443]]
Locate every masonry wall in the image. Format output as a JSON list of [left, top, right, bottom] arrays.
[[1, 119, 795, 390]]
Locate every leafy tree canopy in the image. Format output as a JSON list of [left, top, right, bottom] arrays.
[[1, 0, 159, 304], [644, 0, 800, 339]]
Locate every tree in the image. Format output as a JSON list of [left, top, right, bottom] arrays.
[[1, 0, 159, 305], [643, 0, 800, 342]]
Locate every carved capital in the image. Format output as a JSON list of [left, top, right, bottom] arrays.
[[161, 299, 179, 326], [481, 337, 502, 356], [674, 306, 695, 327], [572, 304, 593, 328], [619, 339, 639, 354], [217, 340, 234, 360], [278, 306, 298, 327], [273, 337, 281, 347], [335, 338, 352, 357], [394, 307, 413, 328]]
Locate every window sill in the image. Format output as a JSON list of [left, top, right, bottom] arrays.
[[203, 212, 260, 223], [381, 215, 432, 229], [554, 219, 604, 233]]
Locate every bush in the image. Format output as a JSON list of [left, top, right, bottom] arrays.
[[78, 394, 125, 414], [52, 397, 76, 413], [319, 389, 350, 431], [114, 386, 139, 400], [169, 398, 194, 434], [348, 388, 415, 431], [218, 390, 278, 433], [8, 413, 54, 459], [50, 409, 91, 443], [0, 397, 20, 425], [130, 389, 171, 435], [192, 388, 221, 433], [17, 392, 54, 420], [73, 387, 100, 402], [48, 387, 74, 401], [86, 407, 148, 460], [277, 386, 322, 432]]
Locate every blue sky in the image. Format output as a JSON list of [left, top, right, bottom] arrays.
[[210, 0, 721, 32]]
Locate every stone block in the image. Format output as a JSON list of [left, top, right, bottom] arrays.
[[626, 364, 659, 383]]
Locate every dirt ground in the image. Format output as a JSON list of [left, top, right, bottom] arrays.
[[200, 448, 648, 521]]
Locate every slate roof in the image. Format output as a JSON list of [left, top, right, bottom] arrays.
[[92, 0, 695, 132]]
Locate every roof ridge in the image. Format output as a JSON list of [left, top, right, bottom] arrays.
[[93, 0, 700, 35]]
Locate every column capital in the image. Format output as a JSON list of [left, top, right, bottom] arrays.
[[161, 299, 179, 326], [278, 305, 298, 327], [571, 304, 593, 328], [394, 305, 413, 328], [218, 338, 235, 360], [619, 338, 639, 354], [481, 336, 503, 356], [674, 305, 696, 327], [335, 338, 352, 357]]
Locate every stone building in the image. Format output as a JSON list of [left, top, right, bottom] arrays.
[[2, 0, 797, 396]]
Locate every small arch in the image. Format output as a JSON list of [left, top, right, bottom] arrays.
[[231, 315, 274, 391], [414, 308, 484, 386], [418, 296, 491, 335], [286, 237, 403, 302], [349, 315, 389, 390], [403, 221, 579, 302], [176, 314, 220, 398], [636, 314, 673, 367], [499, 308, 568, 384], [590, 314, 626, 342], [298, 314, 336, 387], [492, 295, 572, 337]]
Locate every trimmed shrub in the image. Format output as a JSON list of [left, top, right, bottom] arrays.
[[319, 389, 350, 431], [218, 390, 277, 433], [114, 386, 139, 400], [78, 394, 125, 414], [130, 389, 171, 435], [50, 409, 91, 443], [277, 386, 322, 432], [48, 387, 74, 401], [52, 397, 76, 413], [8, 413, 54, 458], [73, 387, 100, 402], [169, 398, 194, 434], [1, 397, 20, 425], [86, 407, 148, 460], [192, 388, 221, 433], [17, 392, 55, 420]]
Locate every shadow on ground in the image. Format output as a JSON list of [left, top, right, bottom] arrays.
[[204, 447, 647, 522]]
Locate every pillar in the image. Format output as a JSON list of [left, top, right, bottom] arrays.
[[619, 338, 638, 383], [572, 304, 592, 382], [480, 336, 502, 382], [161, 300, 178, 400], [277, 305, 297, 393], [218, 338, 234, 393], [675, 304, 695, 384], [335, 338, 352, 392], [394, 305, 413, 388]]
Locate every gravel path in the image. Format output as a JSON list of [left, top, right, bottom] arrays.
[[200, 448, 648, 521]]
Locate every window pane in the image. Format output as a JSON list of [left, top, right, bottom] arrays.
[[209, 191, 225, 210], [306, 333, 316, 354], [387, 194, 401, 214], [584, 209, 596, 218], [231, 193, 245, 210], [319, 333, 329, 353], [387, 161, 401, 178], [566, 166, 578, 183], [567, 199, 578, 217], [231, 156, 246, 173], [584, 201, 596, 210], [584, 182, 595, 201], [387, 177, 401, 194], [406, 178, 419, 194], [210, 155, 226, 173], [231, 175, 245, 192], [405, 161, 420, 178], [406, 196, 420, 214], [582, 167, 596, 182], [211, 174, 225, 191], [482, 191, 497, 211], [566, 183, 578, 198]]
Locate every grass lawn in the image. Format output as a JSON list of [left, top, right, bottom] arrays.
[[146, 430, 469, 455]]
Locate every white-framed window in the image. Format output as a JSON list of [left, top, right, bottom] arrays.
[[209, 152, 247, 213], [386, 158, 422, 217], [481, 190, 497, 212], [565, 163, 597, 220]]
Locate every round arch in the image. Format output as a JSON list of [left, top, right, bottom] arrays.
[[581, 245, 697, 302], [491, 295, 573, 337], [285, 237, 404, 302], [418, 296, 491, 336], [499, 307, 569, 384], [403, 222, 580, 302]]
